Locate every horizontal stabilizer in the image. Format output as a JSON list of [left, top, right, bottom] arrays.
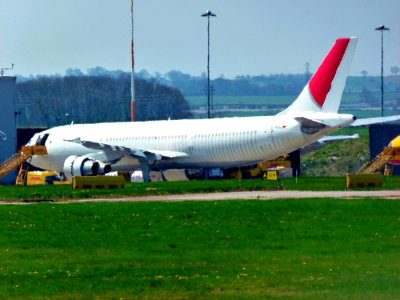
[[350, 115, 400, 127], [319, 133, 359, 143]]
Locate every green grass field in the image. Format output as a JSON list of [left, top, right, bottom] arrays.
[[186, 92, 400, 107], [0, 199, 399, 299], [186, 95, 296, 107], [187, 94, 400, 119], [1, 176, 400, 202]]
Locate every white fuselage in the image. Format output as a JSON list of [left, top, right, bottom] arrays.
[[25, 38, 360, 177], [28, 113, 355, 173]]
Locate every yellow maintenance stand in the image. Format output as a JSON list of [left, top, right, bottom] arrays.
[[346, 135, 400, 188], [358, 135, 400, 176], [0, 146, 47, 185]]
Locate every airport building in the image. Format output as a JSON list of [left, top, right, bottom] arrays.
[[370, 124, 400, 175], [0, 76, 17, 184]]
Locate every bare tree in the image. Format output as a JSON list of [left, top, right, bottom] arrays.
[[390, 66, 399, 76]]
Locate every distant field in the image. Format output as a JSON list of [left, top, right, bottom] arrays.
[[1, 176, 400, 202], [186, 95, 295, 106], [186, 92, 400, 107], [208, 109, 394, 119], [187, 93, 400, 118], [212, 111, 278, 118], [0, 199, 399, 299]]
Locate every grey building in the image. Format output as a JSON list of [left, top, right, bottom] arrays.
[[0, 76, 17, 185]]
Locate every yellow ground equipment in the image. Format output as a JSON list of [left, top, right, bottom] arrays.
[[26, 171, 69, 186], [227, 156, 293, 180], [0, 146, 47, 183], [358, 146, 400, 176], [72, 176, 125, 190], [258, 159, 292, 171], [346, 173, 383, 188], [265, 170, 279, 181], [263, 169, 284, 189]]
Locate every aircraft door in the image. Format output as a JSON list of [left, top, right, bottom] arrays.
[[256, 125, 281, 159], [187, 134, 195, 156]]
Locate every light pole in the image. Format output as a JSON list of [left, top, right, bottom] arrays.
[[201, 10, 216, 118], [375, 25, 390, 117]]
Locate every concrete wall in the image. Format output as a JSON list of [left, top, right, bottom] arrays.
[[0, 76, 17, 185]]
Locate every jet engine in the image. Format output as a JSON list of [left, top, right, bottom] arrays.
[[63, 155, 111, 180]]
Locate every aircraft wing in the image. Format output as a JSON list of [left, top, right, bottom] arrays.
[[350, 115, 400, 127], [65, 138, 189, 162]]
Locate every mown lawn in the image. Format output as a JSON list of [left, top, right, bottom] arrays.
[[1, 176, 400, 202], [0, 199, 399, 299]]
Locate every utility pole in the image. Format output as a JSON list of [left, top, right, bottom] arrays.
[[201, 10, 216, 118], [375, 25, 390, 117]]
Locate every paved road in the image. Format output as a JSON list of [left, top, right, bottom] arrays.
[[2, 190, 399, 205], [66, 190, 400, 203]]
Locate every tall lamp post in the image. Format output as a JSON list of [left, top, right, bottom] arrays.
[[375, 25, 390, 117], [201, 10, 216, 119]]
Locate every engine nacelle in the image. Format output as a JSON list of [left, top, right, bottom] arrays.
[[63, 155, 111, 180]]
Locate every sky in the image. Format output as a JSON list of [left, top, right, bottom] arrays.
[[0, 0, 399, 78]]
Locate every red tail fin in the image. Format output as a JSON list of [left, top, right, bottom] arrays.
[[309, 38, 350, 107], [280, 37, 357, 114]]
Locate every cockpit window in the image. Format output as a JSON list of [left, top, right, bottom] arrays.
[[36, 133, 49, 146]]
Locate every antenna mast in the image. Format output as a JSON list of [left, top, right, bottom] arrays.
[[0, 63, 14, 76]]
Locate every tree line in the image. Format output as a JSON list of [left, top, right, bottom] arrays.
[[31, 67, 399, 97], [16, 74, 192, 128]]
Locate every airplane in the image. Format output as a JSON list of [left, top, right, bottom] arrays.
[[26, 37, 400, 181]]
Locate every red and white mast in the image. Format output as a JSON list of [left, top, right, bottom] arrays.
[[130, 0, 136, 121]]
